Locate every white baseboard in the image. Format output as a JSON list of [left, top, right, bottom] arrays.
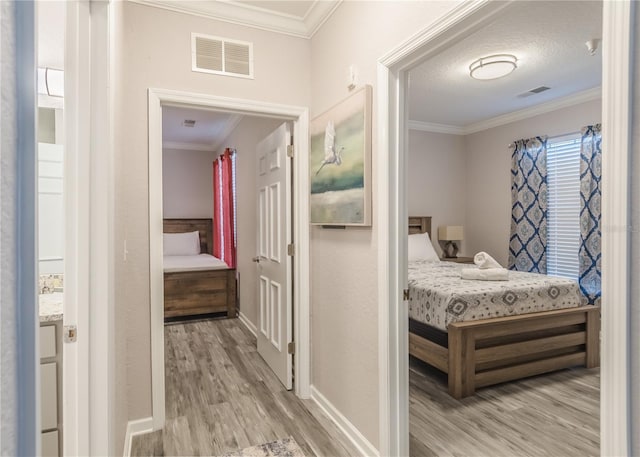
[[238, 311, 257, 337], [310, 385, 380, 457], [123, 417, 154, 457]]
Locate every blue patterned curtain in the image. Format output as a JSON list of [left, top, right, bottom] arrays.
[[579, 125, 602, 305], [508, 137, 548, 273]]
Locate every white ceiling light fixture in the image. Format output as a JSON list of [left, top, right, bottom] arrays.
[[469, 54, 518, 80]]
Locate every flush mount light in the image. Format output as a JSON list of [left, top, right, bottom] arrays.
[[469, 54, 518, 80]]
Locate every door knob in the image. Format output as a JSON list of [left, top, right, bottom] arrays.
[[252, 256, 260, 263]]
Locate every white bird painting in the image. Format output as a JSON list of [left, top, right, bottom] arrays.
[[315, 121, 344, 176]]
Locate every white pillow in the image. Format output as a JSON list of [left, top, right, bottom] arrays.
[[408, 232, 440, 262], [163, 231, 201, 256]]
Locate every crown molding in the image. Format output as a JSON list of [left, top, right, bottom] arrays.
[[163, 114, 243, 153], [304, 1, 343, 37], [408, 86, 602, 136], [128, 0, 341, 39], [407, 120, 465, 135], [162, 141, 215, 152], [211, 114, 243, 151], [463, 86, 602, 134]]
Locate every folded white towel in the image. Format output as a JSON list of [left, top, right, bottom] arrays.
[[461, 268, 509, 281], [474, 251, 503, 269]]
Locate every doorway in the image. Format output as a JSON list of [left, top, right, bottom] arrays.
[[376, 1, 633, 456], [147, 89, 311, 431]]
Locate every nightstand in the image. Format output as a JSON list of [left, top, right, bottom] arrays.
[[442, 256, 474, 264]]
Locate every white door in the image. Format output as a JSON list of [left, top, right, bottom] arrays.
[[255, 122, 293, 390]]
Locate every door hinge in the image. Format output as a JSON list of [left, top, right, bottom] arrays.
[[288, 341, 295, 354], [287, 243, 295, 256], [287, 145, 294, 158], [64, 325, 78, 343], [403, 289, 410, 301]]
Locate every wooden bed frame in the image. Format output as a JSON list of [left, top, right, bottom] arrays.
[[408, 216, 600, 399], [163, 219, 237, 320]]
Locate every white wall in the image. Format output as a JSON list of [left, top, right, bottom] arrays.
[[217, 116, 282, 327], [408, 130, 467, 257], [310, 1, 462, 448], [112, 1, 311, 424], [464, 98, 602, 266], [162, 148, 215, 219]]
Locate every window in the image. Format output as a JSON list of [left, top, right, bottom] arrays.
[[546, 134, 581, 280]]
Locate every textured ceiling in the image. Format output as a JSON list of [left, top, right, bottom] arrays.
[[408, 1, 603, 127], [162, 106, 241, 148]]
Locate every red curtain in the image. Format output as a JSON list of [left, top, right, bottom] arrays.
[[213, 149, 236, 268]]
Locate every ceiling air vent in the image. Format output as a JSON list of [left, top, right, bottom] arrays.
[[191, 33, 253, 79], [517, 86, 551, 98]]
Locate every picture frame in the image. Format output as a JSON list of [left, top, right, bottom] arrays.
[[310, 85, 372, 226]]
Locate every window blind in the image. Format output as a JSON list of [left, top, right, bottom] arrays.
[[546, 134, 581, 280]]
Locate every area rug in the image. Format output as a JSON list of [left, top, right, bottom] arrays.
[[223, 437, 305, 457]]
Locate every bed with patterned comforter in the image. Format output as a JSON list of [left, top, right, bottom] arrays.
[[408, 260, 581, 331]]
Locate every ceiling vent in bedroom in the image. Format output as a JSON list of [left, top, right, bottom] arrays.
[[183, 119, 196, 127], [517, 86, 551, 98], [191, 33, 254, 79]]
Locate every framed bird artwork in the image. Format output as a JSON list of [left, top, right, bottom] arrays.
[[310, 85, 372, 226]]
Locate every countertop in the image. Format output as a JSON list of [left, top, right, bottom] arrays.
[[39, 292, 63, 322]]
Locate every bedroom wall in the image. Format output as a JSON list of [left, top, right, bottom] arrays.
[[631, 6, 640, 454], [463, 98, 602, 267], [113, 1, 310, 423], [162, 148, 216, 219], [216, 116, 282, 327], [408, 130, 467, 257], [310, 0, 462, 448]]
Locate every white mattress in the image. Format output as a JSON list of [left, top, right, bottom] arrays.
[[163, 254, 229, 273]]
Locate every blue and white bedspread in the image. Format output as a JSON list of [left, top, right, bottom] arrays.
[[408, 260, 580, 331]]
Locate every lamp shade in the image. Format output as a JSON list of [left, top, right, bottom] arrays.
[[438, 225, 464, 241]]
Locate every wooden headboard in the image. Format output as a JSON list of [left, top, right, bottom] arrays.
[[409, 217, 432, 237], [163, 218, 213, 255]]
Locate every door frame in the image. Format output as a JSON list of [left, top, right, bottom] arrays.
[[65, 0, 115, 455], [147, 88, 311, 430], [376, 1, 633, 456]]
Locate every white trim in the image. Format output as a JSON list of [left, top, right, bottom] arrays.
[[378, 1, 631, 456], [310, 386, 379, 457], [210, 114, 243, 152], [129, 0, 340, 39], [162, 141, 215, 152], [88, 1, 115, 455], [408, 87, 601, 136], [148, 89, 311, 432], [64, 1, 92, 454], [601, 1, 632, 455], [238, 311, 257, 338], [407, 120, 465, 135], [163, 116, 243, 153], [464, 87, 602, 134], [122, 417, 154, 457], [304, 0, 343, 38]]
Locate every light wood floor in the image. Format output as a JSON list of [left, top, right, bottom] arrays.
[[131, 317, 599, 457], [409, 357, 600, 456], [130, 318, 360, 457]]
